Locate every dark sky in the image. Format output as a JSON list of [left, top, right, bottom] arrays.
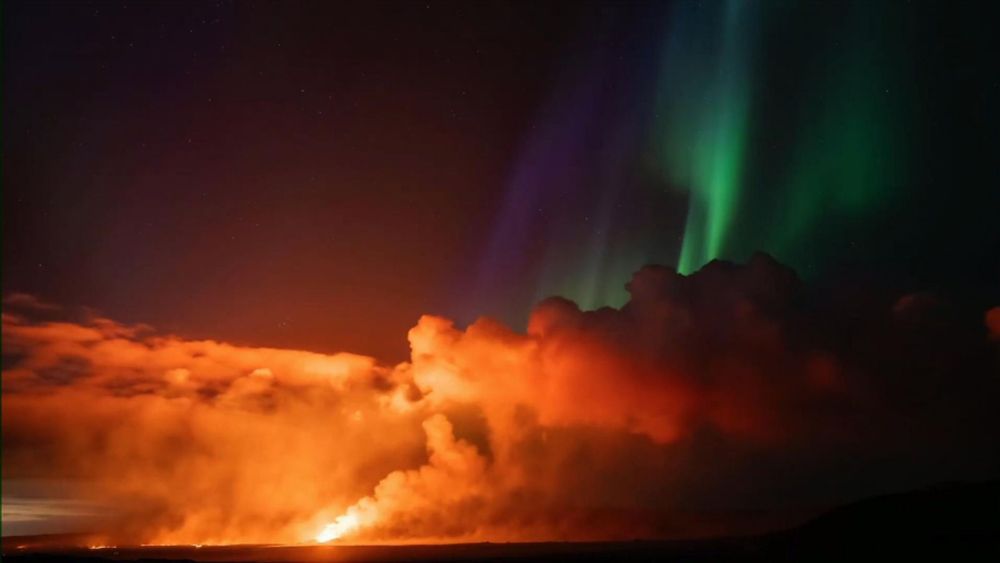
[[4, 1, 585, 360], [2, 0, 999, 544], [4, 0, 998, 361]]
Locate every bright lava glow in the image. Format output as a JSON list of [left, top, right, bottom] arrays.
[[315, 512, 360, 543]]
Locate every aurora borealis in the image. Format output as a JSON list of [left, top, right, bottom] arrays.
[[4, 0, 997, 353], [470, 0, 996, 325], [655, 0, 754, 276], [2, 0, 999, 554]]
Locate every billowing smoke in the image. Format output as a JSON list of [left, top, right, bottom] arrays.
[[2, 254, 997, 545]]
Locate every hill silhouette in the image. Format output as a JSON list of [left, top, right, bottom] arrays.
[[4, 480, 997, 562]]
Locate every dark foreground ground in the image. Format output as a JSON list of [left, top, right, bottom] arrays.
[[4, 481, 998, 562]]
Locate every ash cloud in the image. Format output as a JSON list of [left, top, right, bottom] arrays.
[[2, 254, 998, 544]]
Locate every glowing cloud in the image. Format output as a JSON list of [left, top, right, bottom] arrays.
[[3, 257, 997, 545]]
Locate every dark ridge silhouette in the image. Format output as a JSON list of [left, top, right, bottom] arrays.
[[752, 479, 1000, 562], [3, 480, 997, 562]]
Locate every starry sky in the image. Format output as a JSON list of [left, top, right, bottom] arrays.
[[4, 0, 999, 361]]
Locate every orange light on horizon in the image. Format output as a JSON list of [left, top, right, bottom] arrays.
[[315, 512, 361, 543]]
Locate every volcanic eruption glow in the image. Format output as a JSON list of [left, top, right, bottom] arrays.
[[3, 0, 998, 554], [2, 257, 997, 546], [316, 512, 360, 543]]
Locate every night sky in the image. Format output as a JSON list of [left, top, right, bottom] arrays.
[[4, 1, 584, 360], [4, 1, 998, 361], [2, 0, 1000, 546]]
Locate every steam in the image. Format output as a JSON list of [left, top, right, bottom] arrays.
[[3, 255, 997, 545]]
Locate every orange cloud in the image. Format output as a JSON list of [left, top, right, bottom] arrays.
[[3, 256, 998, 545]]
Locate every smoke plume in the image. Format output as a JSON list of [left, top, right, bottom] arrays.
[[3, 254, 997, 545]]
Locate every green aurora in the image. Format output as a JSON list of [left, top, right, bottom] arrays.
[[655, 0, 905, 276], [473, 1, 999, 325], [653, 0, 755, 275]]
